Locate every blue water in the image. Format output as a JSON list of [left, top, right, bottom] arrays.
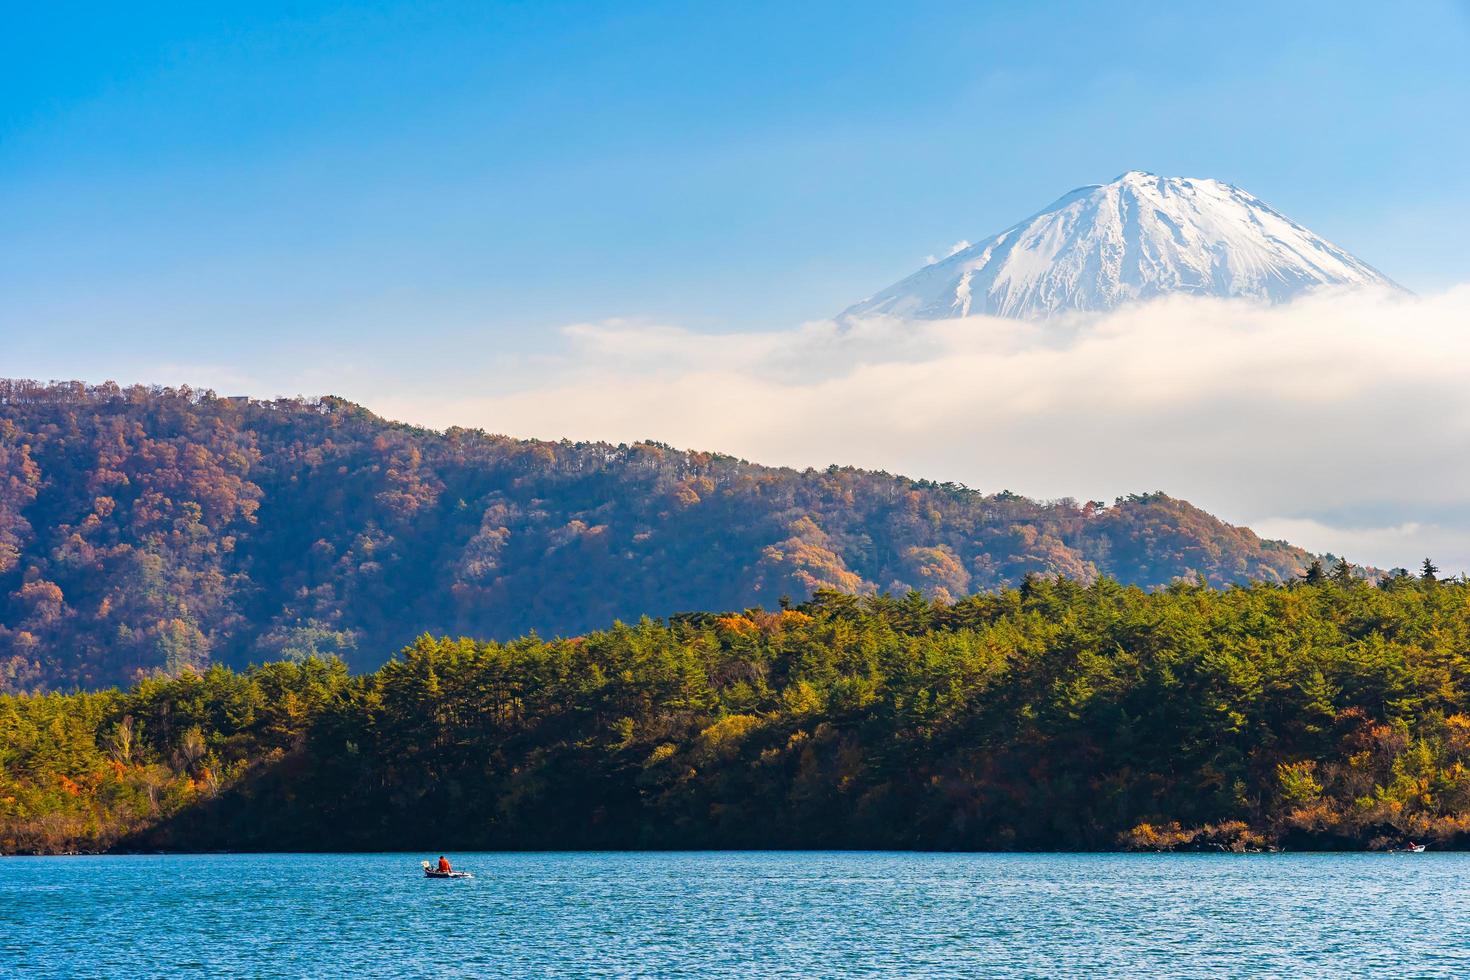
[[3, 852, 1468, 977]]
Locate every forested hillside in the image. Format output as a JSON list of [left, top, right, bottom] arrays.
[[1, 379, 1314, 691], [4, 575, 1468, 854]]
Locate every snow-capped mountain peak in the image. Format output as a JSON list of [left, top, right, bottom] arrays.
[[842, 171, 1401, 320]]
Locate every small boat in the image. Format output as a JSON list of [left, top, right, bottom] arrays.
[[421, 860, 473, 879], [1407, 844, 1427, 853]]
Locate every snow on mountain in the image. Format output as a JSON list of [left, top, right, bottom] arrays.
[[842, 171, 1402, 320]]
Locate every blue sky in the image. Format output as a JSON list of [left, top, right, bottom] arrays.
[[4, 0, 1468, 375], [5, 1, 1470, 572]]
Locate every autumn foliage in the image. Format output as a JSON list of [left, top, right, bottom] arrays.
[[1, 380, 1313, 692], [7, 574, 1470, 854]]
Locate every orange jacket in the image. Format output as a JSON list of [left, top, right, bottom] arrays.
[[437, 857, 451, 872]]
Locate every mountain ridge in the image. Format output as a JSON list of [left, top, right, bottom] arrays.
[[0, 379, 1318, 691], [843, 171, 1401, 320]]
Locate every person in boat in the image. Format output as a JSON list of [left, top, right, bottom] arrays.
[[437, 855, 452, 873]]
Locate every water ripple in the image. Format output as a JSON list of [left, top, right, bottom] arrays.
[[2, 852, 1466, 977]]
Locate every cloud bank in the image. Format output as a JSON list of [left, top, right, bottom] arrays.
[[371, 287, 1470, 575]]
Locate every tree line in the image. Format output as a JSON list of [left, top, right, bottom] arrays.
[[5, 570, 1469, 854]]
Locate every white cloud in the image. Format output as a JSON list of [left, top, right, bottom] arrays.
[[365, 286, 1470, 575], [1246, 517, 1457, 574], [923, 239, 972, 265]]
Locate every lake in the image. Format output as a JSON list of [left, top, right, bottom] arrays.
[[3, 851, 1467, 977]]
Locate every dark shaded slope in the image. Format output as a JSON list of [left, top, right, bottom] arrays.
[[6, 578, 1467, 855]]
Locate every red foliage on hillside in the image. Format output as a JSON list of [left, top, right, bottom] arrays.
[[0, 380, 1311, 690]]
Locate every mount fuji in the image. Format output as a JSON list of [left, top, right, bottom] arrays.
[[842, 171, 1401, 320]]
